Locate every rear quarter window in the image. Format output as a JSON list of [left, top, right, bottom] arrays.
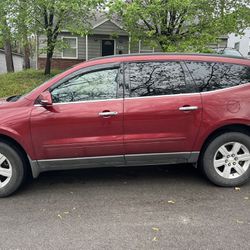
[[185, 61, 250, 92]]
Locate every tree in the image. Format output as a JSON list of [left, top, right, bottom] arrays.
[[108, 0, 250, 52], [21, 0, 103, 75], [0, 0, 15, 72], [15, 0, 32, 69]]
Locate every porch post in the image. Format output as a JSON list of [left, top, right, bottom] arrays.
[[128, 34, 131, 54], [85, 34, 89, 61], [139, 40, 141, 53], [35, 33, 39, 70]]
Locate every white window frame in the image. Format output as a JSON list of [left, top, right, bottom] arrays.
[[138, 40, 155, 53], [61, 36, 78, 59]]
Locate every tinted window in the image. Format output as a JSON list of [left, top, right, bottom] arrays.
[[186, 62, 250, 92], [126, 61, 195, 97], [51, 68, 121, 103]]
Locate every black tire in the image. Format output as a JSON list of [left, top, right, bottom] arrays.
[[202, 132, 250, 187], [0, 142, 26, 197]]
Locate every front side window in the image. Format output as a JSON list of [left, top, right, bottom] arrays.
[[125, 61, 194, 97], [51, 68, 121, 103], [186, 61, 250, 92], [62, 37, 77, 58]]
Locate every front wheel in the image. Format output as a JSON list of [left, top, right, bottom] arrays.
[[202, 132, 250, 187], [0, 142, 26, 197]]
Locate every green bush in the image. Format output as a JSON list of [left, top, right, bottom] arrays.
[[0, 69, 62, 98]]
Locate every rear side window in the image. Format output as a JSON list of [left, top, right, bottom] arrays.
[[185, 62, 250, 92], [125, 61, 196, 97]]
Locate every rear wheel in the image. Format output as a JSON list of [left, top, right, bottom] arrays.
[[202, 132, 250, 186], [0, 142, 26, 197]]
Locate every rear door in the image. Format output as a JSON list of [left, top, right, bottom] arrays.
[[123, 61, 202, 165]]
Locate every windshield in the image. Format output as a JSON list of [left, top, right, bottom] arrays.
[[222, 50, 243, 57]]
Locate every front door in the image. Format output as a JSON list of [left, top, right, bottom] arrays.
[[102, 40, 115, 56], [30, 65, 124, 168], [123, 61, 202, 165]]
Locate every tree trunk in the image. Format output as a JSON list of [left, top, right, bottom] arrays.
[[4, 38, 14, 73], [44, 30, 57, 75], [23, 43, 31, 69], [23, 30, 31, 69], [2, 15, 14, 73], [44, 51, 53, 75]]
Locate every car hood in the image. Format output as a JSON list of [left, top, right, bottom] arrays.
[[0, 98, 7, 104]]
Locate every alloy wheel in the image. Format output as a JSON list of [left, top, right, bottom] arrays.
[[0, 153, 12, 188], [213, 142, 250, 179]]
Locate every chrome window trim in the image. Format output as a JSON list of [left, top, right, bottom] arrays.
[[33, 93, 201, 107], [33, 97, 124, 107]]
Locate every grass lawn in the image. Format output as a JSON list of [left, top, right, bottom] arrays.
[[0, 69, 62, 98]]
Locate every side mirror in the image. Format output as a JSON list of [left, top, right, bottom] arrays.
[[38, 91, 53, 107]]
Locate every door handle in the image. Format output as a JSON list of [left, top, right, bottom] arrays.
[[99, 111, 118, 117], [179, 106, 199, 111]]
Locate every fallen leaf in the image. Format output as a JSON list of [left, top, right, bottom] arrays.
[[236, 220, 244, 224], [152, 227, 159, 232], [58, 214, 62, 219], [72, 207, 76, 210], [63, 211, 69, 214], [167, 200, 175, 204], [152, 237, 158, 242], [234, 187, 240, 191], [244, 197, 249, 200]]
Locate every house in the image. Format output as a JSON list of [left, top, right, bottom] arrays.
[[37, 14, 168, 70], [227, 28, 250, 58], [37, 15, 229, 70], [0, 49, 24, 74], [38, 15, 131, 70]]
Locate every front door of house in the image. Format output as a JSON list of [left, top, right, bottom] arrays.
[[102, 40, 115, 56]]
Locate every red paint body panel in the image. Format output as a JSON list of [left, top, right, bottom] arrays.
[[30, 100, 124, 159], [0, 54, 249, 162], [0, 98, 35, 158], [193, 83, 250, 150], [124, 94, 202, 154]]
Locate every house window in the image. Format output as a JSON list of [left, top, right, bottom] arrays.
[[139, 40, 155, 53], [235, 42, 240, 51], [62, 37, 78, 59]]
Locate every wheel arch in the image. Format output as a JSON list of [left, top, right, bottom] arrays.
[[0, 134, 33, 177], [198, 124, 250, 166]]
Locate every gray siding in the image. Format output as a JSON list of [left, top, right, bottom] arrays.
[[39, 33, 129, 60], [39, 34, 79, 58], [88, 35, 129, 59], [38, 20, 130, 61], [93, 20, 128, 36]]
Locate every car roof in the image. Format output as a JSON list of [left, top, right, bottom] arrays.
[[89, 52, 248, 61], [75, 53, 250, 70]]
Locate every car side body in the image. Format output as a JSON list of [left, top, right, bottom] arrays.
[[0, 53, 250, 196]]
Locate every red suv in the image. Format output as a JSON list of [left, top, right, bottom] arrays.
[[0, 54, 250, 197]]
